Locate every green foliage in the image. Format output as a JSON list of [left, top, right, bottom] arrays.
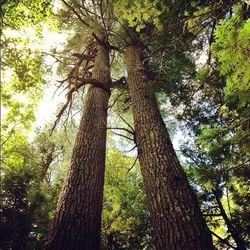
[[1, 0, 52, 135], [1, 115, 151, 249], [102, 149, 151, 249], [115, 0, 165, 31], [1, 0, 52, 29], [0, 125, 72, 249], [2, 0, 249, 249], [0, 169, 34, 249], [170, 3, 250, 248], [2, 41, 46, 131], [212, 16, 250, 109]]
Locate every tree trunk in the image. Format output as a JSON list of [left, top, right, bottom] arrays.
[[125, 44, 214, 250], [46, 44, 110, 250]]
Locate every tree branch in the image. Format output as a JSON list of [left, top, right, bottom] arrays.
[[92, 32, 122, 51], [126, 156, 138, 175], [50, 77, 111, 134], [125, 144, 137, 153], [107, 127, 134, 136], [117, 113, 135, 133], [212, 189, 247, 249], [61, 0, 90, 27], [76, 77, 111, 94], [109, 130, 134, 142], [210, 230, 237, 249], [71, 53, 95, 60]]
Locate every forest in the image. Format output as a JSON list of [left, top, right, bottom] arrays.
[[1, 0, 249, 249]]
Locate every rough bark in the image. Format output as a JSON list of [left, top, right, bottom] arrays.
[[125, 44, 214, 250], [46, 44, 110, 250]]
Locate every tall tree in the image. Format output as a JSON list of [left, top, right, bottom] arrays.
[[45, 37, 111, 249], [110, 1, 214, 248], [43, 0, 117, 248], [124, 40, 214, 250], [116, 1, 248, 248]]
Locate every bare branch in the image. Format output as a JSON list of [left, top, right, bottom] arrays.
[[61, 0, 90, 27], [50, 89, 73, 135], [109, 130, 133, 141], [76, 77, 111, 94], [92, 32, 122, 51], [98, 0, 108, 34], [181, 80, 206, 118], [210, 230, 237, 249], [117, 113, 135, 133], [71, 53, 95, 60], [207, 20, 216, 65], [125, 144, 137, 153], [203, 213, 222, 217], [1, 124, 18, 147], [126, 156, 138, 175], [50, 77, 111, 134], [108, 89, 126, 111], [107, 127, 134, 136]]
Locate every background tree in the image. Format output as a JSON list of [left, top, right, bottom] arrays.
[[101, 148, 151, 249], [178, 5, 250, 249], [149, 1, 250, 249], [1, 1, 56, 248]]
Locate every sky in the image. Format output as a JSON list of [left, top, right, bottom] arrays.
[[34, 26, 69, 127]]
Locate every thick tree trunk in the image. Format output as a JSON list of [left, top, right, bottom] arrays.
[[125, 44, 214, 250], [46, 44, 110, 250]]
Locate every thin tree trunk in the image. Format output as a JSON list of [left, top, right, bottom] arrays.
[[212, 189, 246, 250], [125, 44, 214, 250], [46, 43, 110, 250]]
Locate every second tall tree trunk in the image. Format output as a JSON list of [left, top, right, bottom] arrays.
[[46, 43, 110, 250], [125, 44, 214, 250]]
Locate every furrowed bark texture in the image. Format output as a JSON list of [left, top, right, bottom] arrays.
[[125, 44, 214, 250], [46, 44, 110, 250]]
